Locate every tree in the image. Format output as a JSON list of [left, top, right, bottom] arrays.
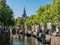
[[14, 17, 23, 28], [0, 0, 14, 29], [25, 0, 60, 27]]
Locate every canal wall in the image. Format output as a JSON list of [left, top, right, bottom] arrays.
[[46, 35, 60, 45]]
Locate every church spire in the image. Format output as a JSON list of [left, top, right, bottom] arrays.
[[22, 7, 27, 18], [21, 7, 27, 31]]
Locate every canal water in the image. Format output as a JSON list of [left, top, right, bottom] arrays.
[[10, 34, 49, 45], [0, 35, 49, 45]]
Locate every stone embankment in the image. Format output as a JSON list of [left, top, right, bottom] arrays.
[[46, 35, 60, 45]]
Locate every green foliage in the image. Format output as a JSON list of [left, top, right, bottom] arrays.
[[25, 0, 60, 26], [14, 17, 23, 27], [0, 0, 14, 26]]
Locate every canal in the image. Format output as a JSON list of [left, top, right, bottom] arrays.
[[10, 34, 49, 45], [0, 34, 50, 45]]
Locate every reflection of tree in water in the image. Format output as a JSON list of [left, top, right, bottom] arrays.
[[27, 37, 39, 45], [10, 35, 49, 45], [27, 37, 32, 45], [11, 34, 25, 45], [18, 35, 25, 41], [30, 37, 38, 45], [0, 33, 10, 45], [10, 38, 13, 45]]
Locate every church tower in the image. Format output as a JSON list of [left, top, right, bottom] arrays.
[[22, 7, 27, 22], [21, 7, 27, 31]]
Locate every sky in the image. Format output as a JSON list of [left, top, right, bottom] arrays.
[[6, 0, 52, 18]]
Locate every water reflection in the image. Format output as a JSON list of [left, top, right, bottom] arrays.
[[0, 34, 49, 45], [11, 34, 48, 45]]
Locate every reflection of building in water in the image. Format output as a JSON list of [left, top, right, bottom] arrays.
[[12, 35, 19, 40], [10, 35, 51, 45], [30, 37, 43, 45], [30, 37, 36, 45], [19, 35, 24, 41], [24, 36, 27, 45]]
